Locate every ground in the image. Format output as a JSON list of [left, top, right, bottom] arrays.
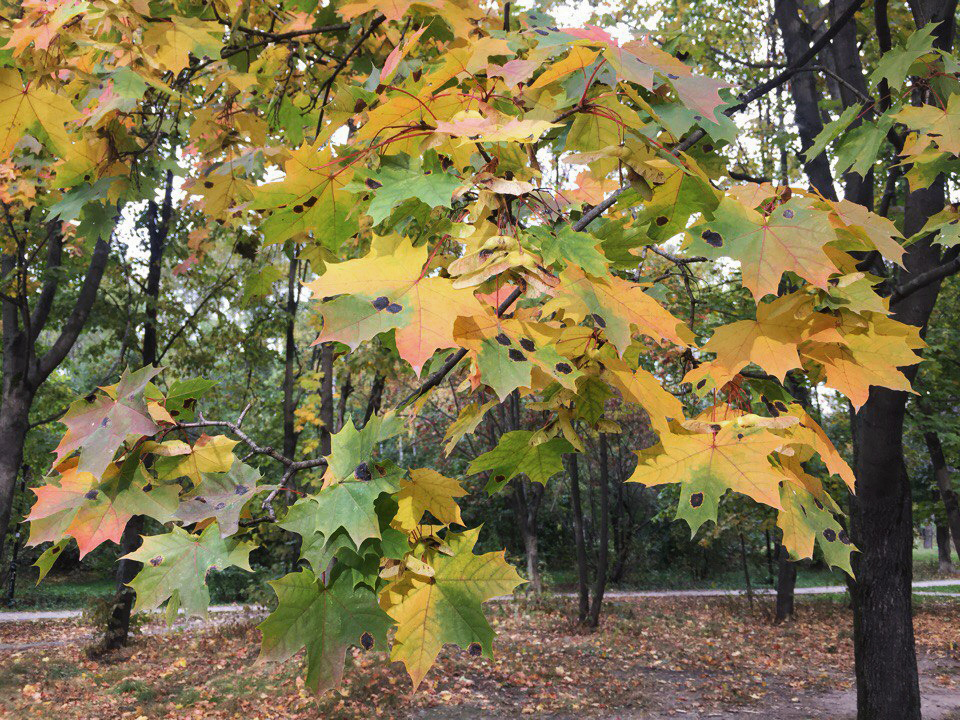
[[2, 595, 960, 719]]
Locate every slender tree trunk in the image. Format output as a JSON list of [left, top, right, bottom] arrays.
[[566, 454, 589, 623], [282, 253, 301, 462], [102, 171, 172, 651], [318, 343, 334, 456], [775, 544, 797, 623], [739, 532, 754, 610], [586, 434, 610, 628], [925, 430, 960, 560], [0, 391, 31, 572], [936, 520, 953, 573]]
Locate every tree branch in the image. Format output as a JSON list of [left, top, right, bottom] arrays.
[[892, 250, 960, 302], [28, 222, 64, 342]]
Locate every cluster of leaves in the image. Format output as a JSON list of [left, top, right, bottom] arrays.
[[7, 0, 958, 694]]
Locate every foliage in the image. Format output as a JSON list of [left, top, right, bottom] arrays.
[[5, 0, 956, 694]]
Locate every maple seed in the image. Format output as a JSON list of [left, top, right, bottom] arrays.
[[822, 528, 837, 542], [555, 362, 572, 374], [507, 349, 526, 362], [690, 492, 704, 508], [495, 332, 512, 346], [372, 296, 390, 311], [84, 489, 98, 500], [355, 463, 372, 482], [468, 642, 482, 656], [386, 303, 403, 313], [149, 556, 163, 567], [701, 229, 723, 248], [360, 632, 375, 650]]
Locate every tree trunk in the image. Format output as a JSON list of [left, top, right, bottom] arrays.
[[566, 453, 589, 623], [0, 390, 31, 573], [851, 182, 947, 720], [936, 520, 953, 573], [514, 478, 543, 594], [318, 343, 335, 456], [102, 171, 172, 651], [282, 253, 301, 462], [586, 434, 610, 628], [925, 430, 960, 561], [775, 544, 797, 623]]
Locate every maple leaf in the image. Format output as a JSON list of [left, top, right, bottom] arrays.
[[254, 143, 357, 248], [442, 400, 496, 456], [259, 569, 394, 693], [0, 70, 80, 156], [383, 527, 524, 689], [541, 266, 692, 354], [468, 430, 573, 493], [701, 293, 812, 382], [601, 354, 683, 433], [628, 424, 788, 532], [155, 433, 238, 484], [124, 523, 254, 619], [690, 196, 840, 300], [324, 413, 402, 483], [395, 468, 466, 532], [174, 461, 269, 537], [309, 239, 486, 375], [454, 314, 582, 400], [54, 366, 162, 478], [358, 153, 461, 224], [301, 474, 399, 548], [27, 460, 177, 557]]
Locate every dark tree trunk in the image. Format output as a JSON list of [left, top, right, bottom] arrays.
[[566, 453, 589, 623], [103, 171, 172, 651], [851, 178, 947, 720], [775, 544, 797, 623], [318, 343, 335, 456], [282, 253, 301, 462], [361, 373, 385, 428], [586, 434, 610, 628], [515, 478, 543, 594], [925, 430, 960, 561], [936, 521, 953, 573]]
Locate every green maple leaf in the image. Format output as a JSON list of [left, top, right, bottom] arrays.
[[258, 569, 394, 693], [54, 365, 162, 478], [526, 225, 608, 276], [298, 473, 398, 547], [870, 23, 939, 90], [325, 412, 402, 482], [359, 153, 461, 224], [468, 430, 573, 493], [124, 523, 254, 618], [174, 461, 270, 537], [387, 527, 525, 688]]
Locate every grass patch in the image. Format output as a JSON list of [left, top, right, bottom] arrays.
[[110, 677, 156, 703]]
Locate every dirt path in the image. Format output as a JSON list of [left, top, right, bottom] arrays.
[[1, 578, 957, 625]]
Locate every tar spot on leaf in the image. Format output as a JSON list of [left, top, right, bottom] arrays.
[[519, 337, 535, 352], [690, 492, 704, 508], [591, 313, 606, 328], [468, 642, 482, 656], [360, 632, 375, 650], [150, 556, 163, 566], [555, 362, 572, 374], [235, 485, 249, 495], [215, 502, 227, 510], [495, 332, 511, 346], [696, 379, 706, 390], [355, 463, 372, 482], [701, 229, 723, 248], [508, 349, 526, 362], [655, 215, 669, 226], [365, 178, 383, 189], [814, 499, 824, 510], [667, 73, 679, 79], [782, 208, 794, 219], [839, 530, 850, 545], [823, 528, 837, 542], [774, 401, 787, 412], [386, 303, 403, 314], [203, 180, 214, 189], [84, 489, 98, 500], [293, 204, 303, 214], [372, 296, 390, 310]]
